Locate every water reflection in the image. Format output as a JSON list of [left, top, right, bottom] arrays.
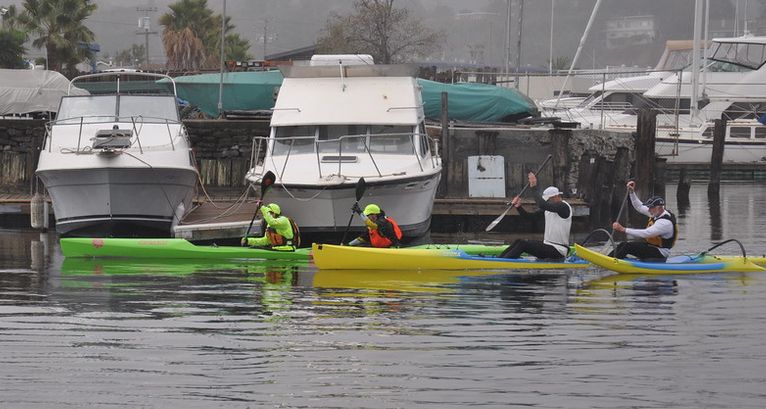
[[2, 183, 766, 408], [708, 191, 723, 242]]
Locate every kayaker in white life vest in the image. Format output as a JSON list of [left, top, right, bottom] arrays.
[[610, 180, 678, 261], [499, 172, 572, 260]]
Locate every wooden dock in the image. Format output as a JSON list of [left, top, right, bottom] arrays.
[[2, 192, 590, 239]]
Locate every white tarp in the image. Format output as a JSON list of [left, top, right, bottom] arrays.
[[0, 69, 88, 115]]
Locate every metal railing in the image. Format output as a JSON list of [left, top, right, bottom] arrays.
[[45, 115, 183, 154], [247, 132, 440, 181]]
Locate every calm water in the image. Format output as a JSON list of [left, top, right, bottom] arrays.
[[1, 183, 766, 408]]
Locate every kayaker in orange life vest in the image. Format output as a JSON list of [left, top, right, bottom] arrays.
[[610, 180, 678, 261], [347, 204, 402, 248]]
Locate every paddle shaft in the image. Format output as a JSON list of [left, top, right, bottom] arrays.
[[244, 171, 275, 239], [485, 154, 553, 232], [340, 178, 367, 245]]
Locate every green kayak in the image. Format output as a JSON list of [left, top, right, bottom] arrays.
[[59, 238, 508, 261], [60, 238, 311, 260]]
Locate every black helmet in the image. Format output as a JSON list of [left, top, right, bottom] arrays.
[[643, 196, 665, 207]]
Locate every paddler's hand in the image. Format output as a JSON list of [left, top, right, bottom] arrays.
[[612, 222, 626, 233], [527, 172, 537, 188], [626, 180, 635, 192], [351, 202, 362, 215], [511, 196, 522, 208], [240, 237, 248, 247]]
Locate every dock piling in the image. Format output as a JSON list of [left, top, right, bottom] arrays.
[[708, 118, 726, 197]]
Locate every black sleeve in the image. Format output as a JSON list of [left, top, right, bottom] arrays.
[[532, 188, 570, 218], [515, 203, 544, 221]]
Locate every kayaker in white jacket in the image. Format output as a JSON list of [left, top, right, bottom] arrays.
[[610, 181, 678, 261]]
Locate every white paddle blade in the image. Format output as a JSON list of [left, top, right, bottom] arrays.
[[485, 206, 512, 232]]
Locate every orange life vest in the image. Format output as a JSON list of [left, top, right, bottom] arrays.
[[645, 212, 678, 249], [266, 217, 301, 248], [369, 216, 403, 248]]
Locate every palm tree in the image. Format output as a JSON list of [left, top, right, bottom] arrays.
[[20, 0, 97, 72], [160, 0, 214, 70]]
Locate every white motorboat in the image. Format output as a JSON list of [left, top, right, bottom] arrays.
[[542, 40, 696, 126], [36, 72, 198, 237], [245, 56, 442, 238], [646, 36, 766, 163]]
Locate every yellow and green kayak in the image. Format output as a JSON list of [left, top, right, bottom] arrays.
[[574, 244, 765, 274], [312, 243, 588, 270], [60, 238, 311, 260], [60, 238, 508, 261]]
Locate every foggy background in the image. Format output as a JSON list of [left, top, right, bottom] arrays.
[[7, 0, 766, 70]]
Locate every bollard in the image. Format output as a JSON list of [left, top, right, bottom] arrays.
[[30, 193, 45, 229]]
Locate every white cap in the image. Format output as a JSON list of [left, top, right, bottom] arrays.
[[542, 186, 562, 201]]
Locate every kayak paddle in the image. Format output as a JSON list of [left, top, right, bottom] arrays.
[[340, 177, 367, 245], [485, 154, 552, 232], [243, 170, 276, 241], [603, 182, 632, 253]]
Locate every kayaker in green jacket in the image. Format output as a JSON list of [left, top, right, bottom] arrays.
[[241, 203, 299, 251]]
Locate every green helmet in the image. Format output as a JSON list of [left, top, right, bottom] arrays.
[[267, 203, 281, 215], [363, 204, 381, 216]]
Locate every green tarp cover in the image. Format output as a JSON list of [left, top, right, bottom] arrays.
[[160, 71, 283, 117], [417, 79, 538, 122], [164, 71, 537, 122]]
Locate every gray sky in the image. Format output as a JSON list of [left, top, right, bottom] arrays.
[[9, 0, 765, 68]]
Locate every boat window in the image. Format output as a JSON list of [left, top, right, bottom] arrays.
[[118, 96, 179, 122], [317, 125, 368, 154], [722, 102, 766, 120], [755, 127, 766, 139], [273, 126, 315, 155], [369, 125, 415, 154], [318, 125, 367, 140], [56, 96, 117, 124], [701, 127, 713, 138], [594, 93, 635, 111], [710, 41, 766, 70], [729, 127, 752, 138], [578, 91, 603, 108]]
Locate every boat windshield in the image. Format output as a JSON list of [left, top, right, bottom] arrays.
[[56, 95, 179, 124], [272, 124, 417, 156], [709, 41, 766, 71]]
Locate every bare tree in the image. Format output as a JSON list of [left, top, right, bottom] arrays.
[[317, 0, 442, 64]]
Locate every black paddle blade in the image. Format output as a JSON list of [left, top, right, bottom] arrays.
[[261, 171, 276, 190], [355, 177, 366, 201]]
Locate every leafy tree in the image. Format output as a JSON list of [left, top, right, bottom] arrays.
[[225, 33, 252, 62], [1, 5, 24, 32], [0, 30, 26, 68], [160, 0, 250, 70], [20, 0, 97, 73], [114, 44, 146, 67], [316, 0, 443, 64]]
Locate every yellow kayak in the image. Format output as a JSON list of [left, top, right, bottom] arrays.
[[312, 243, 588, 270], [574, 244, 765, 274]]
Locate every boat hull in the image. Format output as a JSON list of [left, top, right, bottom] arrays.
[[574, 244, 765, 274], [312, 243, 588, 270], [656, 138, 766, 163], [265, 172, 441, 237], [60, 237, 311, 260], [37, 167, 198, 237]]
